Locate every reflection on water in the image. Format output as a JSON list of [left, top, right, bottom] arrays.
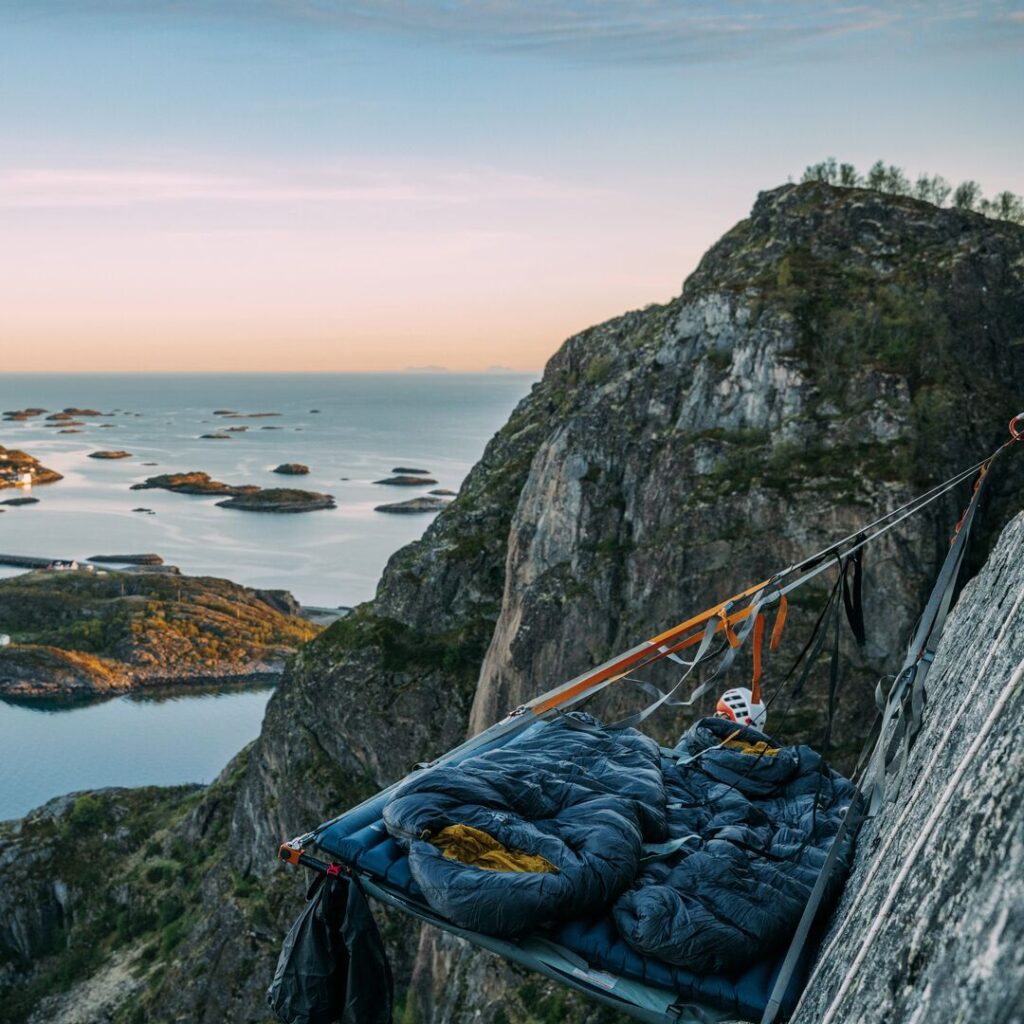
[[0, 683, 275, 821]]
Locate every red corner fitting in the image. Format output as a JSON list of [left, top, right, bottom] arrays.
[[325, 863, 342, 877], [278, 843, 303, 866]]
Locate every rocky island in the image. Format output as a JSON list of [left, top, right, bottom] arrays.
[[87, 450, 133, 460], [131, 472, 259, 496], [0, 570, 318, 697], [130, 473, 332, 512], [216, 488, 335, 513], [374, 474, 438, 486], [0, 446, 63, 489], [2, 408, 48, 422], [374, 495, 449, 514], [272, 463, 309, 475]]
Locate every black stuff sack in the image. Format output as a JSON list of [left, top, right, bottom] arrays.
[[268, 869, 394, 1024]]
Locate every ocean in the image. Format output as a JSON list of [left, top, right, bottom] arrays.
[[0, 372, 536, 819]]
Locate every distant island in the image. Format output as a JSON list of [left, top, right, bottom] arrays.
[[131, 472, 334, 512], [0, 570, 319, 697], [0, 445, 62, 489]]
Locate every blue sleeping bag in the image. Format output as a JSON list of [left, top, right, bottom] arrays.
[[383, 717, 667, 936], [382, 714, 857, 975], [614, 717, 858, 973]]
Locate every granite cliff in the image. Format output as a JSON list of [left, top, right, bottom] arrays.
[[1, 182, 1023, 1023]]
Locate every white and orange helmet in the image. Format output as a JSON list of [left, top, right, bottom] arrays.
[[715, 687, 767, 730]]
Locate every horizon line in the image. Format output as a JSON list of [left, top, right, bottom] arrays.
[[0, 368, 543, 376]]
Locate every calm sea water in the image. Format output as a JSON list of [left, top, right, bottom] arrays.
[[0, 372, 536, 819]]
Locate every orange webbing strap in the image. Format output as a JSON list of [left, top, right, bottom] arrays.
[[530, 577, 773, 715], [769, 594, 788, 651], [721, 608, 742, 649], [751, 613, 765, 704], [951, 462, 989, 543]]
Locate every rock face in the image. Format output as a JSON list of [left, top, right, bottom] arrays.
[[1, 183, 1023, 1023], [793, 511, 1024, 1024], [0, 570, 319, 697]]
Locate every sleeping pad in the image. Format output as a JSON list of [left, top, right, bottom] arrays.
[[382, 713, 858, 975]]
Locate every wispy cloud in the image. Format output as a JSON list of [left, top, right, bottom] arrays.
[[8, 1, 1022, 66], [0, 163, 606, 209]]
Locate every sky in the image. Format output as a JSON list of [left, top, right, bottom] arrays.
[[1, 2, 1022, 373]]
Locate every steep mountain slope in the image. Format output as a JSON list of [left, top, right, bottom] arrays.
[[1, 181, 1023, 1024]]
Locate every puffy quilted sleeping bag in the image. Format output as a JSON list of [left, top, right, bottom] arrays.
[[382, 716, 667, 936], [613, 717, 859, 973], [382, 713, 858, 973]]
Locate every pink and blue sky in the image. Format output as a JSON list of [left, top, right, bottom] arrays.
[[2, 1, 1023, 372]]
